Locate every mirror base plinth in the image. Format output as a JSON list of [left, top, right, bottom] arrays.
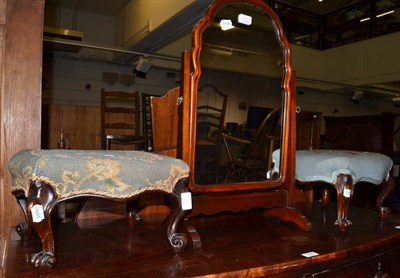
[[263, 207, 312, 231], [190, 191, 310, 231]]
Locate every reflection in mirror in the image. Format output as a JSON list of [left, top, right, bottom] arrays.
[[194, 2, 284, 185]]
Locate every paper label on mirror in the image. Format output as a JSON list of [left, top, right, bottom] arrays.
[[31, 204, 45, 223], [343, 189, 351, 198], [181, 192, 192, 210]]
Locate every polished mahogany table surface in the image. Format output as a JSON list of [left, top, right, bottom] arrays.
[[5, 202, 400, 277]]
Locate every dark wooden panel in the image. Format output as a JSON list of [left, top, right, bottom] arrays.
[[296, 111, 321, 150], [324, 113, 399, 158]]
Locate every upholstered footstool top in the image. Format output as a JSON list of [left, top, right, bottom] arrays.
[[272, 149, 392, 185], [9, 149, 192, 271], [271, 149, 394, 232], [9, 149, 190, 200]]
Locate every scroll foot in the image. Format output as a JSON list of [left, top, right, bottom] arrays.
[[31, 252, 56, 272], [168, 232, 188, 253]]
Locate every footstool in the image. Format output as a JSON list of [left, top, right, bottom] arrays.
[[271, 149, 394, 231], [9, 149, 191, 271]]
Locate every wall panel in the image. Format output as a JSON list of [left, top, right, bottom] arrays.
[[42, 104, 102, 150], [42, 104, 141, 150]]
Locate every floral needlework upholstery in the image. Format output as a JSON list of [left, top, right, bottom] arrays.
[[272, 149, 392, 185], [9, 149, 190, 200]]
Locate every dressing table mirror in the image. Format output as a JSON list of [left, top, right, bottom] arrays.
[[180, 0, 311, 232]]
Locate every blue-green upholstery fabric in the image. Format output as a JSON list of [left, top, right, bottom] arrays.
[[272, 149, 392, 185], [9, 149, 190, 199]]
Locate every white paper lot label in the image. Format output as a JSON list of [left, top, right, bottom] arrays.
[[31, 204, 45, 223], [302, 251, 319, 258], [181, 192, 192, 210], [343, 189, 351, 198]]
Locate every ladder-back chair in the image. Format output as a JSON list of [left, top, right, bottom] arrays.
[[100, 89, 146, 150]]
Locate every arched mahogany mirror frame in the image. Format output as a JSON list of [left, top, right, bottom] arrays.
[[184, 0, 298, 199]]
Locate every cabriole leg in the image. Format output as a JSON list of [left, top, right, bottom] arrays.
[[26, 180, 58, 272], [376, 177, 394, 217], [334, 174, 354, 232], [166, 178, 190, 253]]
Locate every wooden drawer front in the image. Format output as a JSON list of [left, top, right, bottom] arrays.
[[300, 248, 400, 277]]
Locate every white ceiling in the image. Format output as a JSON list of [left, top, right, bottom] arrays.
[[46, 0, 358, 16], [45, 0, 130, 16], [44, 0, 400, 100]]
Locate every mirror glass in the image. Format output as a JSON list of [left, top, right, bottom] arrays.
[[194, 2, 284, 185]]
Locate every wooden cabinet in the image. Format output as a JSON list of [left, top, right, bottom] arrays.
[[296, 111, 322, 150], [324, 113, 399, 209], [324, 113, 399, 158], [296, 111, 321, 203]]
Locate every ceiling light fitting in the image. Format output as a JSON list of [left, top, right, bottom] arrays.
[[208, 46, 232, 57], [294, 34, 310, 41], [360, 10, 395, 22], [220, 19, 234, 31], [238, 13, 252, 26], [352, 90, 364, 101], [134, 57, 152, 78]]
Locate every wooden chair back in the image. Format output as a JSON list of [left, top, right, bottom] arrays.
[[141, 93, 159, 151], [100, 89, 143, 150]]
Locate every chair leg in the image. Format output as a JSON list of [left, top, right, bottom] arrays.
[[304, 184, 313, 204], [322, 187, 330, 207], [106, 138, 111, 150], [223, 166, 234, 183], [26, 181, 58, 271], [126, 197, 143, 228]]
